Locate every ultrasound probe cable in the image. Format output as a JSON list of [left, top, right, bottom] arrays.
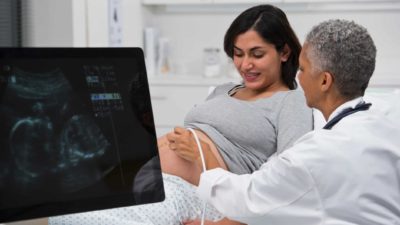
[[186, 128, 207, 225]]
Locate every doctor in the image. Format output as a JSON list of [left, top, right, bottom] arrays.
[[173, 19, 400, 225]]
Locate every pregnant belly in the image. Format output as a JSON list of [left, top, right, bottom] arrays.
[[191, 129, 228, 170]]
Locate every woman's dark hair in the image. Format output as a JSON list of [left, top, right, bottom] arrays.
[[224, 5, 301, 90]]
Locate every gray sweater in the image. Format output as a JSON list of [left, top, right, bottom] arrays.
[[184, 83, 313, 174]]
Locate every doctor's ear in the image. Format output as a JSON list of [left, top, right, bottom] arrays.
[[320, 71, 334, 92], [280, 44, 291, 62]]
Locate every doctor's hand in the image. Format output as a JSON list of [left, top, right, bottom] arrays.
[[166, 126, 200, 162]]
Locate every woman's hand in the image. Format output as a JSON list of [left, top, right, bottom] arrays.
[[167, 126, 221, 171], [166, 127, 200, 162]]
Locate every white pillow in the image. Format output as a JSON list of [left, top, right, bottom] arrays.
[[364, 88, 400, 124], [312, 108, 326, 130], [312, 88, 400, 130]]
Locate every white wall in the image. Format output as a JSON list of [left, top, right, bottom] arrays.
[[123, 0, 144, 47], [143, 2, 400, 87], [23, 0, 142, 47], [287, 8, 400, 87], [22, 0, 74, 46]]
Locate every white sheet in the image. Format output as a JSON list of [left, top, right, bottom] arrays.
[[49, 173, 223, 225]]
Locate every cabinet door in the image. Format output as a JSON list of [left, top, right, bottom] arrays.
[[149, 85, 209, 136]]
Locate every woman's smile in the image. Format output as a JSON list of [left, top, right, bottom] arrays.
[[243, 71, 260, 82]]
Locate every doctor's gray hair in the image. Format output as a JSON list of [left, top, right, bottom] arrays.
[[305, 19, 376, 98]]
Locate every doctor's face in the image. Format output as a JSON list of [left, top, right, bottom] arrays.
[[298, 44, 322, 109], [233, 30, 288, 91]]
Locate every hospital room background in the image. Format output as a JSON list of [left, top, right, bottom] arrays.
[[1, 0, 399, 224]]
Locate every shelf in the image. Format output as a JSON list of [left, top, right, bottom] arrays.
[[146, 72, 400, 88], [148, 75, 241, 86]]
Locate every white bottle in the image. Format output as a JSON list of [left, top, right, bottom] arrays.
[[144, 27, 158, 76], [203, 48, 221, 78], [157, 37, 171, 76]]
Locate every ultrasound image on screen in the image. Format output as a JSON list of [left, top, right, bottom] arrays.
[[0, 48, 164, 223]]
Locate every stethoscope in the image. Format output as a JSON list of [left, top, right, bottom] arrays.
[[323, 101, 372, 130]]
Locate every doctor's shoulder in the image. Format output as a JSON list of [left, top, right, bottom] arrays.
[[272, 130, 357, 186], [282, 129, 345, 158], [283, 114, 397, 160]]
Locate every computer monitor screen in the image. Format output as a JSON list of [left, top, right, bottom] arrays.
[[0, 48, 164, 223]]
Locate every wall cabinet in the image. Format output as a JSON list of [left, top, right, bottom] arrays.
[[149, 84, 207, 136], [148, 76, 238, 136]]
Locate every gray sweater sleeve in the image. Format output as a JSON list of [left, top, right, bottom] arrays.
[[276, 90, 313, 153]]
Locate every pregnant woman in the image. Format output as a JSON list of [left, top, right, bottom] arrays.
[[50, 4, 313, 225]]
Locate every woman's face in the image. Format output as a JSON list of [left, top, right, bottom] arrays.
[[233, 30, 288, 92]]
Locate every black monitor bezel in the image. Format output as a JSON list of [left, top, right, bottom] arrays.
[[0, 47, 164, 223]]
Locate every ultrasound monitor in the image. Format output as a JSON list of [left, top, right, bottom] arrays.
[[0, 48, 164, 223]]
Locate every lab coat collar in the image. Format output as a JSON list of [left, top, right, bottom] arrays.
[[326, 97, 364, 123]]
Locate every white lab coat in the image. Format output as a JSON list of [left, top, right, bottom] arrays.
[[197, 98, 400, 225]]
